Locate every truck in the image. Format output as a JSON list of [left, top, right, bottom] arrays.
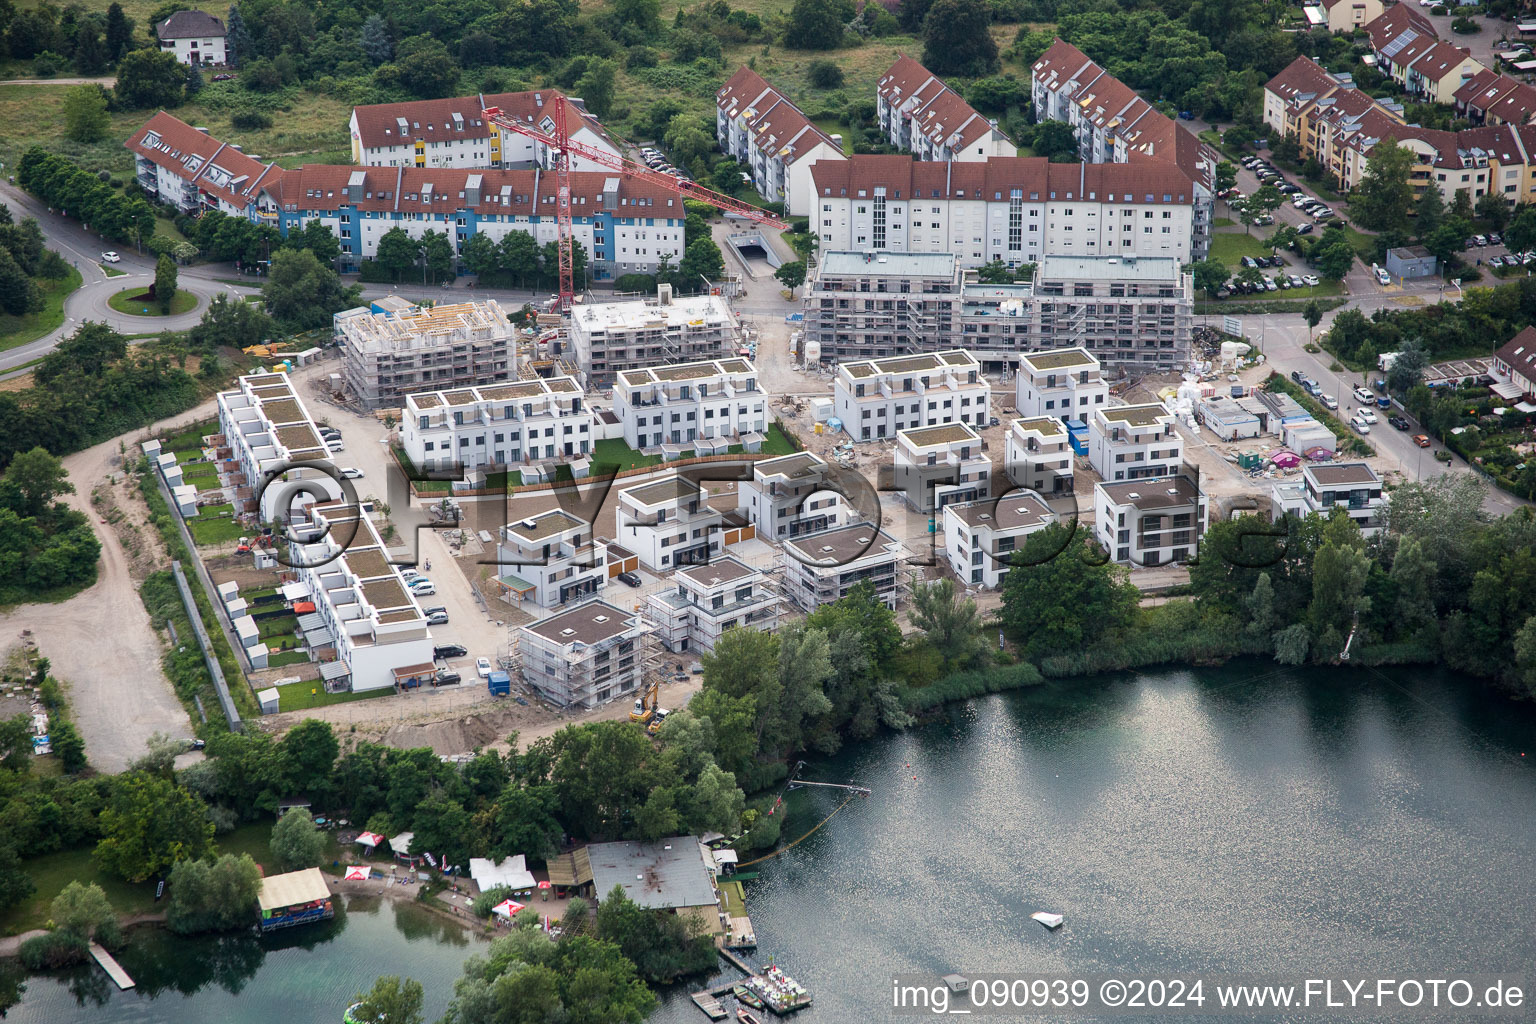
[[487, 671, 511, 697]]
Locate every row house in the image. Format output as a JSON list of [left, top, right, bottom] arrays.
[[808, 155, 1201, 268], [1271, 462, 1388, 536], [494, 510, 608, 609], [1028, 38, 1216, 259], [893, 423, 991, 513], [1366, 6, 1484, 105], [1454, 68, 1536, 127], [567, 293, 742, 385], [942, 491, 1056, 588], [518, 600, 651, 709], [1014, 346, 1108, 420], [832, 346, 990, 442], [738, 452, 846, 541], [336, 299, 515, 410], [646, 557, 783, 654], [805, 250, 1191, 370], [781, 523, 905, 612], [1087, 402, 1183, 483], [1320, 0, 1383, 33], [617, 473, 724, 572], [715, 67, 846, 216], [613, 358, 764, 450], [1094, 472, 1208, 567], [127, 114, 683, 281], [288, 500, 434, 692], [349, 90, 619, 170], [398, 377, 592, 476], [1003, 416, 1074, 496], [1490, 327, 1536, 405], [875, 55, 1016, 162], [215, 372, 340, 522]]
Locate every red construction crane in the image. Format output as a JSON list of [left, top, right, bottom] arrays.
[[483, 96, 785, 312]]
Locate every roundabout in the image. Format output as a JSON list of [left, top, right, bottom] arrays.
[[105, 285, 200, 317]]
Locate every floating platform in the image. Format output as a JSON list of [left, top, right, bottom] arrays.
[[88, 942, 134, 989], [744, 966, 812, 1015], [691, 991, 728, 1020]]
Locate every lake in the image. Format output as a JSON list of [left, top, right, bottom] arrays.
[[11, 663, 1536, 1023]]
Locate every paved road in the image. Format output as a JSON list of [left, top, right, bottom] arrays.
[[0, 76, 116, 86]]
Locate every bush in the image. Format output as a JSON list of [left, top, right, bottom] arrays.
[[807, 60, 844, 89], [231, 110, 273, 130], [1451, 15, 1480, 32], [899, 660, 1044, 710], [18, 931, 89, 970], [471, 885, 515, 918], [614, 273, 658, 293]]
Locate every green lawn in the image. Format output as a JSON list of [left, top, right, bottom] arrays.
[[276, 680, 395, 712], [1213, 217, 1236, 227], [107, 286, 198, 316], [760, 420, 800, 456], [102, 265, 127, 278], [267, 649, 313, 668], [0, 265, 81, 353], [1209, 232, 1274, 265], [188, 515, 244, 546], [0, 846, 158, 935], [592, 438, 663, 472]]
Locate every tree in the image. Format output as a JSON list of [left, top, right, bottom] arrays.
[[1390, 535, 1438, 633], [1189, 258, 1229, 299], [1215, 161, 1237, 195], [51, 721, 87, 774], [1351, 139, 1415, 234], [187, 294, 272, 354], [261, 248, 361, 331], [460, 232, 498, 278], [270, 807, 326, 871], [998, 523, 1138, 658], [49, 881, 115, 941], [498, 231, 540, 286], [352, 975, 425, 1024], [1304, 298, 1323, 339], [383, 36, 460, 99], [166, 854, 261, 934], [773, 260, 806, 294], [595, 885, 716, 983], [922, 0, 998, 77], [663, 113, 714, 168], [907, 579, 986, 672], [1273, 622, 1311, 665], [1314, 237, 1356, 280], [967, 75, 1026, 114], [225, 4, 251, 65], [808, 60, 844, 89], [576, 59, 616, 119], [374, 228, 418, 282], [282, 719, 338, 792], [1450, 187, 1474, 223], [419, 229, 456, 283], [0, 249, 41, 318], [1423, 222, 1465, 268], [95, 771, 215, 882], [62, 85, 110, 144], [74, 26, 109, 74], [677, 237, 724, 289], [154, 254, 178, 313], [1308, 515, 1371, 641], [783, 0, 844, 50], [360, 14, 393, 64], [292, 219, 341, 266], [1415, 186, 1444, 239], [0, 715, 31, 773], [1475, 190, 1510, 232], [0, 842, 36, 914], [114, 48, 186, 109], [0, 447, 73, 520], [105, 2, 134, 61], [1515, 616, 1536, 700], [1505, 203, 1536, 255], [1250, 184, 1284, 221], [1233, 197, 1256, 236]]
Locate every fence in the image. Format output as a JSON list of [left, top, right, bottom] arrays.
[[171, 561, 243, 732]]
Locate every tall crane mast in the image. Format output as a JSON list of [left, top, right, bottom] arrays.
[[483, 96, 786, 311]]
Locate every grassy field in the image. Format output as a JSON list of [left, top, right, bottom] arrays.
[[107, 286, 199, 316], [188, 515, 243, 546], [0, 846, 158, 935], [593, 437, 663, 472], [0, 265, 81, 353], [276, 679, 394, 712], [1209, 232, 1274, 265]]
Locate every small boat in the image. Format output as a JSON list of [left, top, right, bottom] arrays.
[[736, 1010, 761, 1024], [1031, 911, 1064, 930], [733, 985, 765, 1010]]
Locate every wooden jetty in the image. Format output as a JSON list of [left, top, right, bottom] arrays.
[[88, 941, 135, 989], [690, 949, 812, 1018], [690, 990, 728, 1020]]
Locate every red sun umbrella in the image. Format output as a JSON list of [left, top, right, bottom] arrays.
[[537, 880, 552, 890], [344, 866, 370, 881]]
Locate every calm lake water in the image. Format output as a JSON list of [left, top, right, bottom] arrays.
[[12, 663, 1536, 1023]]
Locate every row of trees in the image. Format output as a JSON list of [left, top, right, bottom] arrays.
[[0, 448, 100, 603], [0, 0, 135, 72], [17, 149, 158, 248], [0, 205, 71, 319]]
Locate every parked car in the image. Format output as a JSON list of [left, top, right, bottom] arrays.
[[1255, 214, 1274, 226], [434, 669, 461, 686], [1275, 275, 1290, 288], [326, 439, 345, 453], [1301, 273, 1320, 285], [1289, 275, 1305, 288], [476, 657, 493, 677], [1389, 415, 1411, 431], [1475, 234, 1489, 246], [1242, 256, 1258, 268], [1375, 267, 1391, 285], [1351, 415, 1372, 434], [400, 567, 421, 581], [1414, 434, 1432, 448], [1297, 223, 1315, 235], [1490, 233, 1503, 245], [422, 606, 447, 617], [1264, 278, 1278, 291], [1490, 255, 1506, 268], [617, 571, 642, 588], [213, 73, 235, 81], [426, 611, 449, 625], [340, 467, 364, 479], [1320, 394, 1339, 410], [409, 581, 436, 596], [1354, 386, 1375, 403], [1359, 408, 1378, 424], [434, 644, 467, 660], [1291, 370, 1307, 384], [101, 251, 120, 263], [1465, 238, 1479, 250]]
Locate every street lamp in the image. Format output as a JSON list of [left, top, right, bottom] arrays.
[[419, 245, 428, 287]]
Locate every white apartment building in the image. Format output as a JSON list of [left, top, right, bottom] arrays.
[[809, 156, 1200, 267], [568, 293, 742, 384], [738, 451, 846, 541], [833, 348, 990, 443], [876, 56, 1016, 162], [781, 523, 906, 612], [156, 9, 226, 65], [1272, 462, 1388, 536], [349, 91, 620, 170], [1095, 472, 1208, 566], [518, 600, 652, 709], [215, 371, 341, 523], [494, 510, 608, 608], [804, 251, 1191, 370], [893, 424, 991, 513], [613, 358, 764, 450], [646, 557, 783, 654], [1015, 347, 1108, 419], [288, 499, 434, 692], [617, 474, 724, 571], [399, 377, 591, 475], [716, 67, 847, 216], [1004, 416, 1075, 495], [1088, 403, 1183, 483], [337, 300, 517, 409], [942, 492, 1056, 588]]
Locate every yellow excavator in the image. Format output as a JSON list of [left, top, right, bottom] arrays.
[[629, 678, 660, 724]]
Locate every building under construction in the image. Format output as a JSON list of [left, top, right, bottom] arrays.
[[335, 298, 517, 409], [566, 288, 742, 385], [514, 598, 657, 709]]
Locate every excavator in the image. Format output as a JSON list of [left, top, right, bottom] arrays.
[[629, 678, 661, 725]]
